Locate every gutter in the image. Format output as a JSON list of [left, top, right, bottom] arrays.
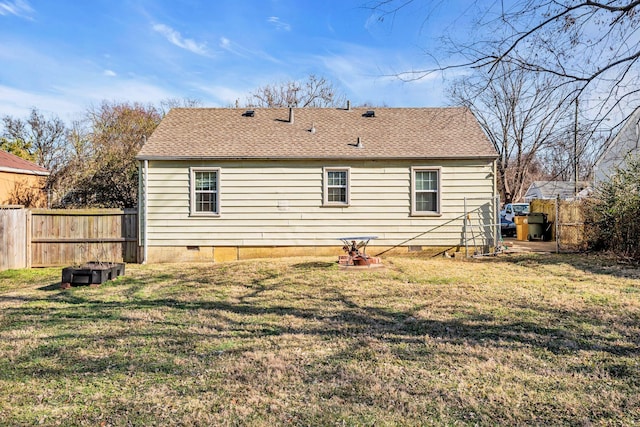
[[0, 166, 50, 176], [135, 155, 499, 162]]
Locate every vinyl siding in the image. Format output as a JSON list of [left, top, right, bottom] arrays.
[[144, 159, 495, 247], [594, 109, 640, 185]]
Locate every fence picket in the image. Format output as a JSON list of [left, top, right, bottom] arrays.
[[0, 206, 28, 270]]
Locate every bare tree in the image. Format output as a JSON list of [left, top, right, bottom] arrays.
[[47, 120, 93, 206], [1, 108, 68, 172], [538, 124, 605, 182], [368, 1, 640, 122], [1, 109, 70, 206], [159, 97, 202, 116], [83, 101, 162, 208], [245, 75, 346, 108], [53, 101, 163, 208], [450, 64, 574, 202]]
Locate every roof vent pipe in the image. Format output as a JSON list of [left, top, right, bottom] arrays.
[[347, 100, 351, 111], [356, 137, 363, 148], [289, 107, 294, 124]]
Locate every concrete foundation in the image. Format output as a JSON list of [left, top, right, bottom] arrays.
[[145, 245, 461, 263]]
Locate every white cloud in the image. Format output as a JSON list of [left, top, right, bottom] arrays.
[[218, 36, 248, 59], [0, 0, 33, 19], [313, 45, 448, 107], [195, 84, 248, 107], [0, 77, 179, 122], [0, 36, 184, 120], [218, 36, 281, 64], [54, 79, 176, 107], [363, 12, 382, 33], [219, 37, 230, 50], [267, 16, 291, 31], [152, 23, 209, 56], [0, 84, 80, 120]]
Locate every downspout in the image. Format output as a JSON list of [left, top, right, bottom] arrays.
[[142, 160, 149, 264], [493, 159, 499, 251]]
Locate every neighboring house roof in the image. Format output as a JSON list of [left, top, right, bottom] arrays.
[[0, 150, 49, 176], [137, 107, 497, 161], [524, 180, 590, 201], [594, 107, 640, 185]]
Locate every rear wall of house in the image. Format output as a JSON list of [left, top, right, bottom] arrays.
[[142, 159, 496, 262]]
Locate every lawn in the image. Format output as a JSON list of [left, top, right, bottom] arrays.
[[0, 254, 638, 426]]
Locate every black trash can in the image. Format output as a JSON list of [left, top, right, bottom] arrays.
[[527, 212, 547, 241]]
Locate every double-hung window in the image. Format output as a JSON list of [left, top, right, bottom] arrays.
[[190, 167, 220, 216], [323, 167, 350, 206], [412, 167, 440, 215]]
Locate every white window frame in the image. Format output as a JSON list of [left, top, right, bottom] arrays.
[[411, 166, 441, 216], [190, 167, 220, 216], [323, 167, 351, 207]]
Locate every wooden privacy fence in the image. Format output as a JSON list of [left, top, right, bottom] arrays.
[[530, 199, 586, 250], [0, 208, 139, 269], [0, 206, 28, 270]]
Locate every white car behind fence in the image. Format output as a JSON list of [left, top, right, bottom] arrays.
[[500, 203, 530, 222]]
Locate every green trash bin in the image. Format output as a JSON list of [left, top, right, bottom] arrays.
[[527, 212, 547, 241]]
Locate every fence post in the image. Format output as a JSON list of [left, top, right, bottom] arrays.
[[26, 209, 32, 268]]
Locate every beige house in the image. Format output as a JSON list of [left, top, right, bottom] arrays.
[[136, 107, 498, 263], [0, 150, 49, 207]]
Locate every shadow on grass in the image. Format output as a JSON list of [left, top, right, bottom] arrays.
[[1, 258, 638, 391], [292, 261, 336, 269], [37, 282, 63, 291], [3, 288, 639, 374], [499, 252, 640, 279]]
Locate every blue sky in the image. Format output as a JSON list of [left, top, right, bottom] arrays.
[[0, 0, 478, 121]]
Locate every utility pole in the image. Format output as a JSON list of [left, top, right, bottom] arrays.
[[574, 98, 579, 198]]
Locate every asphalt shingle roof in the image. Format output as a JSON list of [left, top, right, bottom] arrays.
[[137, 107, 497, 160], [527, 180, 590, 199], [0, 150, 49, 175]]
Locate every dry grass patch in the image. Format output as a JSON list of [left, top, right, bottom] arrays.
[[0, 254, 638, 425]]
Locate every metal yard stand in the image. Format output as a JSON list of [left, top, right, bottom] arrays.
[[464, 196, 501, 258], [375, 195, 501, 259]]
